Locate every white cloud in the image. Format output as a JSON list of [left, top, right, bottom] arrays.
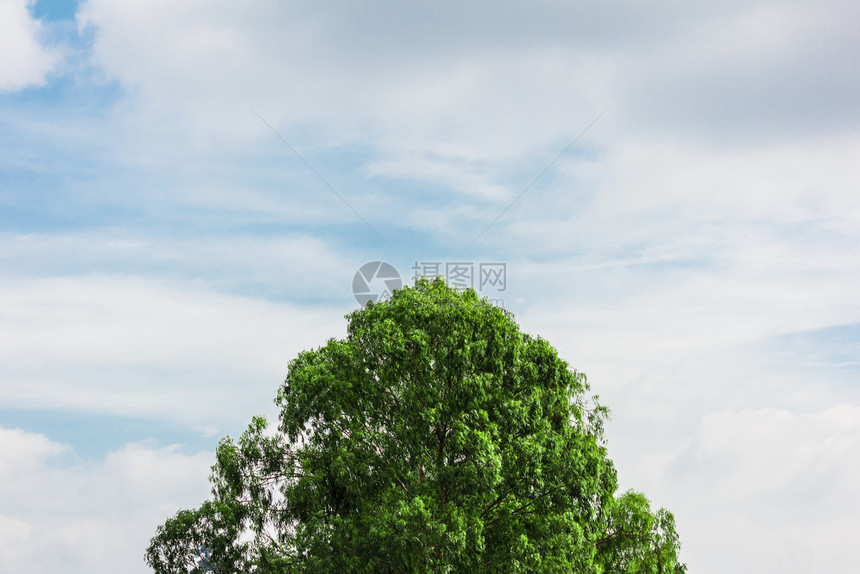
[[69, 0, 859, 249], [75, 0, 859, 148], [0, 426, 213, 574], [0, 231, 364, 298], [0, 274, 347, 428], [0, 0, 61, 91], [666, 405, 860, 573]]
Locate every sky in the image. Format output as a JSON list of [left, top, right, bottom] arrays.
[[1, 0, 859, 571]]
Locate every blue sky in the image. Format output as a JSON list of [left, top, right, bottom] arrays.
[[2, 0, 859, 572]]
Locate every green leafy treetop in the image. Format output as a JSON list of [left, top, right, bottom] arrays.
[[146, 279, 686, 573]]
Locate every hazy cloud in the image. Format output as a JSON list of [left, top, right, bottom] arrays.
[[0, 274, 345, 428], [0, 0, 61, 91], [0, 426, 212, 574]]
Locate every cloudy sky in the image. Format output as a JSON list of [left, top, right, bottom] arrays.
[[2, 0, 859, 571]]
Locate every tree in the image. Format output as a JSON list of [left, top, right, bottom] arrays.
[[596, 491, 685, 574], [146, 278, 685, 573]]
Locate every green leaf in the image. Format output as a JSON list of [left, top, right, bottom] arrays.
[[147, 278, 685, 573]]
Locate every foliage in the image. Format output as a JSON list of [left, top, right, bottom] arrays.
[[596, 491, 686, 574], [146, 278, 685, 573]]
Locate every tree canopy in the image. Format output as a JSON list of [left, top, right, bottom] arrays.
[[146, 278, 685, 573]]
